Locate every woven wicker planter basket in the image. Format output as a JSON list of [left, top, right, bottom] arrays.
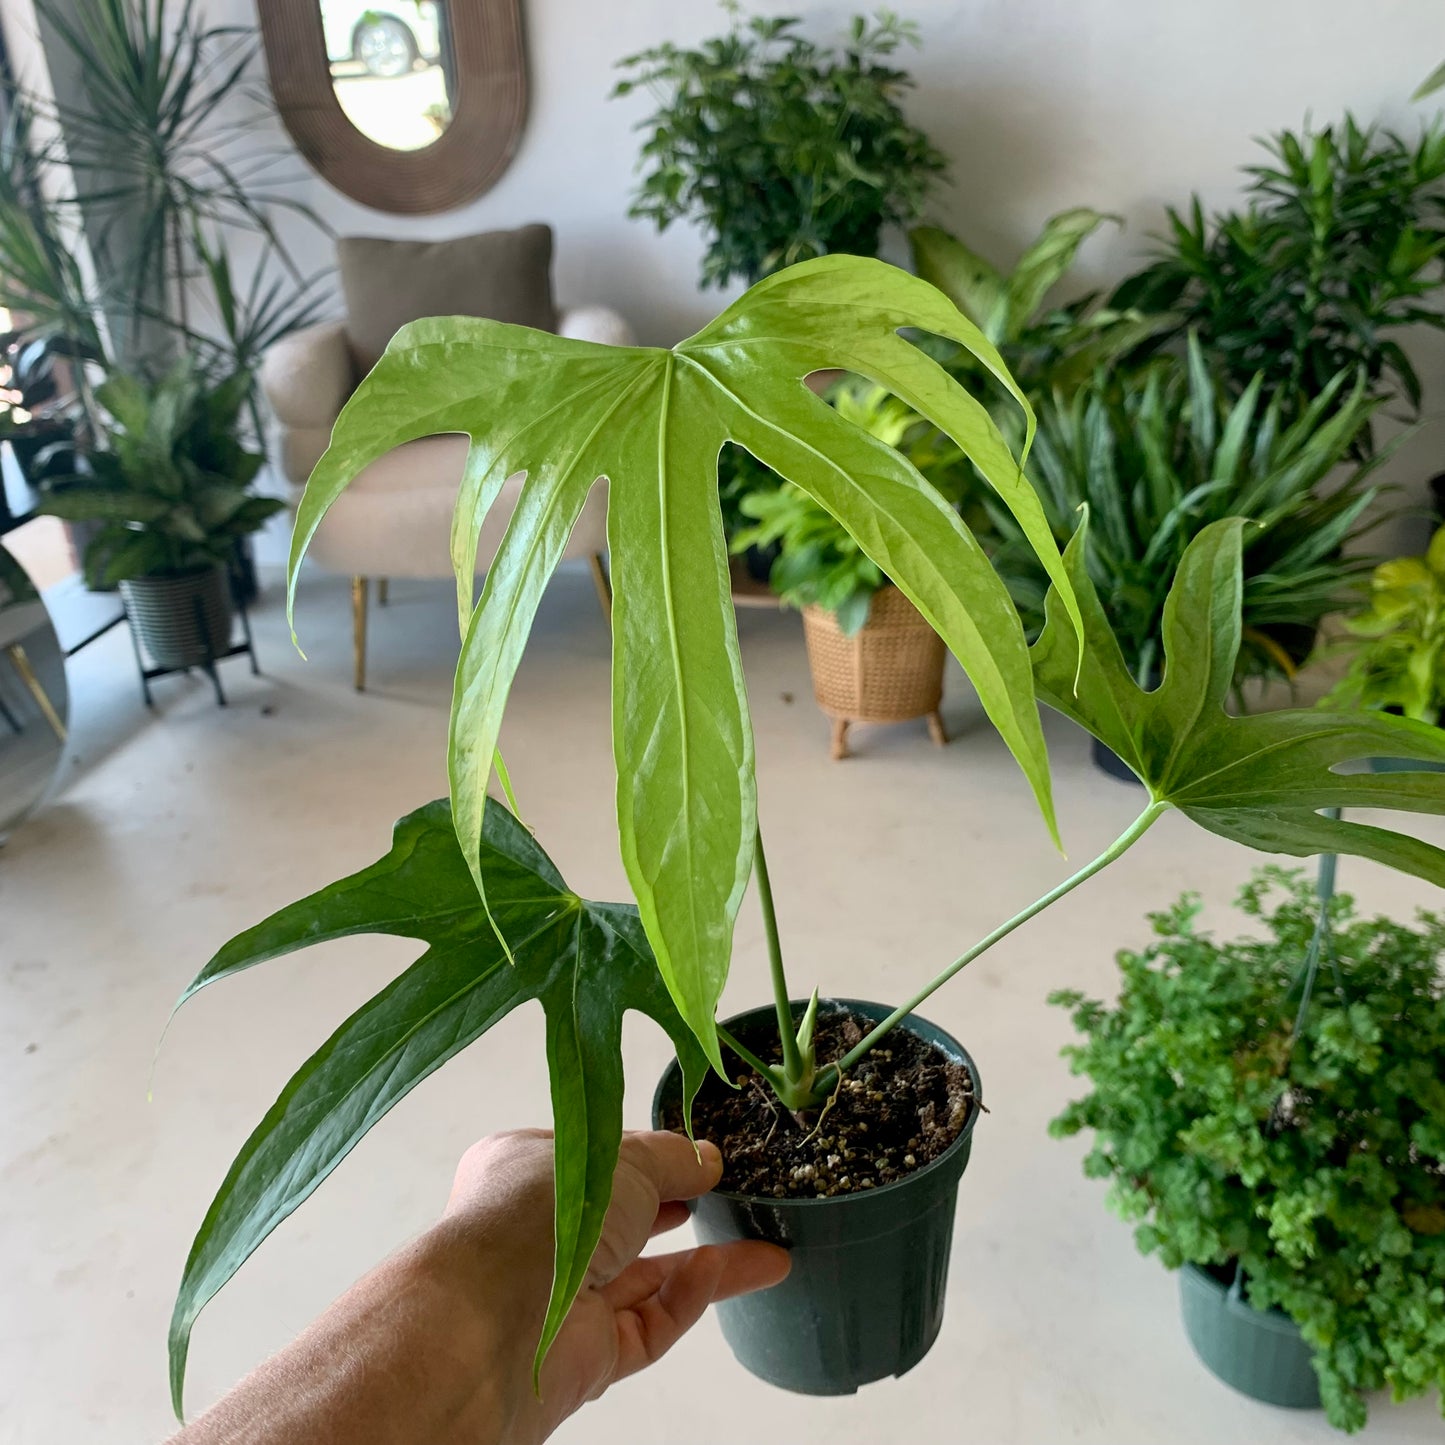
[[801, 588, 947, 758]]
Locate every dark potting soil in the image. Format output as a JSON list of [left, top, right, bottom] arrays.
[[662, 1008, 976, 1198]]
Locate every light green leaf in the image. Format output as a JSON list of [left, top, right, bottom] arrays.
[[1414, 60, 1445, 102], [167, 798, 708, 1419], [909, 223, 1008, 340], [290, 256, 1080, 1069], [1005, 207, 1120, 339], [1033, 518, 1445, 883]]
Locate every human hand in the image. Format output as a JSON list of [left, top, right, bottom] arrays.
[[440, 1129, 790, 1444]]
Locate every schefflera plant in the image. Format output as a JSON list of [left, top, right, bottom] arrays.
[[167, 258, 1445, 1415]]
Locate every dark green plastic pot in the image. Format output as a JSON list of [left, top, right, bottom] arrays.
[[1178, 1264, 1320, 1409], [651, 998, 982, 1395]]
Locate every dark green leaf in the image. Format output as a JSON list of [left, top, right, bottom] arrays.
[[168, 797, 708, 1418]]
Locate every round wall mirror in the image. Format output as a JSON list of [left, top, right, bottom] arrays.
[[261, 0, 527, 214], [0, 542, 68, 843]]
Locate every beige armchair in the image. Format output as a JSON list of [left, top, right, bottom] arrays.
[[259, 226, 632, 689]]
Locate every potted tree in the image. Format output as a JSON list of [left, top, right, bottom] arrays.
[[162, 257, 1445, 1418], [613, 7, 945, 288], [1050, 868, 1445, 1431], [38, 364, 280, 669]]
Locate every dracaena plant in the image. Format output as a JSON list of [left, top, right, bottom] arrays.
[[166, 257, 1445, 1419]]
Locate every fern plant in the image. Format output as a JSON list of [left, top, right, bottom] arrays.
[[1052, 868, 1445, 1432]]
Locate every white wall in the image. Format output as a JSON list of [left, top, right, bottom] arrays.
[[6, 0, 1445, 530], [196, 0, 1445, 334]]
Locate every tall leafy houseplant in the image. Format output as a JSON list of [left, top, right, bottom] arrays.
[[988, 339, 1386, 690], [165, 258, 1445, 1416], [1051, 870, 1445, 1431], [1113, 116, 1445, 447], [614, 7, 945, 287], [910, 208, 1170, 401]]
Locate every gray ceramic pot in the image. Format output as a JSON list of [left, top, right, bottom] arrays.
[[121, 565, 233, 670], [652, 998, 982, 1396]]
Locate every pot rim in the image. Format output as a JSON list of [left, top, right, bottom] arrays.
[[652, 995, 983, 1210], [122, 562, 227, 581], [1180, 1262, 1308, 1337]]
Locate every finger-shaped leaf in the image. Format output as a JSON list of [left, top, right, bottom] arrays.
[[1033, 518, 1445, 885], [292, 256, 1081, 1069], [168, 799, 708, 1418], [607, 370, 752, 1070]]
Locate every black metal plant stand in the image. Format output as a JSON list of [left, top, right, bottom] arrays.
[[125, 583, 260, 708]]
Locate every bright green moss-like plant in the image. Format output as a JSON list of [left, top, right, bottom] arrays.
[[1051, 869, 1445, 1431]]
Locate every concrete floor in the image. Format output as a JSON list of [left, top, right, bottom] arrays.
[[2, 562, 1442, 1443]]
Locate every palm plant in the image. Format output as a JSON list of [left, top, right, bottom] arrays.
[[0, 0, 326, 431], [1112, 116, 1445, 448], [987, 338, 1388, 690]]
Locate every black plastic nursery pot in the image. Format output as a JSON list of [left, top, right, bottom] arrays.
[[120, 564, 234, 671], [1178, 1264, 1320, 1410], [651, 999, 983, 1396]]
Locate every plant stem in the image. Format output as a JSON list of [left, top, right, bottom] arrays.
[[715, 1023, 786, 1092], [811, 802, 1169, 1096], [754, 822, 805, 1083]]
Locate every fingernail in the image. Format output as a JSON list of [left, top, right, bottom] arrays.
[[698, 1139, 723, 1172]]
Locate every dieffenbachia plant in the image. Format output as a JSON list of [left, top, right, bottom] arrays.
[[168, 259, 1445, 1416]]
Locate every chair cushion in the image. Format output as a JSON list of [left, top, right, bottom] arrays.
[[337, 224, 556, 374]]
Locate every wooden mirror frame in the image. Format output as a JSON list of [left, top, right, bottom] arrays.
[[258, 0, 528, 214]]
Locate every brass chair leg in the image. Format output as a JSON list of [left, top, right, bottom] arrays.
[[5, 643, 66, 741], [588, 553, 612, 620], [377, 577, 389, 607], [351, 576, 369, 692]]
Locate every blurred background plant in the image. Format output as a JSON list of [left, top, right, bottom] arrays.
[[36, 361, 278, 587], [1111, 115, 1445, 452], [986, 338, 1389, 693], [614, 5, 946, 288], [1322, 524, 1445, 724], [909, 208, 1171, 405], [0, 0, 328, 457], [728, 377, 978, 632]]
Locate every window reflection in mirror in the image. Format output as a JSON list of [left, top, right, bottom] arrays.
[[321, 0, 454, 151]]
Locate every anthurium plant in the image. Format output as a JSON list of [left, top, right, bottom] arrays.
[[167, 256, 1445, 1417], [1051, 868, 1445, 1432]]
